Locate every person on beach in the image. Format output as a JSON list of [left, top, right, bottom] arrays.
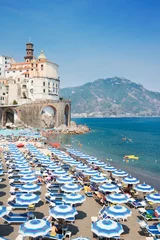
[[50, 222, 58, 236]]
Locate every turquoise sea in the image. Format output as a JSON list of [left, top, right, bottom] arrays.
[[56, 118, 160, 189]]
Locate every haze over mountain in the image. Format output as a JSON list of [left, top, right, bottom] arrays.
[[60, 77, 160, 117]]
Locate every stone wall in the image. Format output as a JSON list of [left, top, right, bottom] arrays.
[[0, 99, 71, 128]]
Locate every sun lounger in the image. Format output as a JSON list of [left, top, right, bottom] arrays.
[[0, 237, 10, 240], [127, 199, 147, 208], [8, 201, 28, 209], [147, 225, 160, 237], [141, 209, 160, 221], [2, 212, 29, 224], [85, 192, 93, 197], [42, 233, 64, 239]]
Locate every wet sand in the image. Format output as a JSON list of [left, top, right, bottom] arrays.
[[0, 149, 158, 240]]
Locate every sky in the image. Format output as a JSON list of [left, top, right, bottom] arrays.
[[0, 0, 160, 91]]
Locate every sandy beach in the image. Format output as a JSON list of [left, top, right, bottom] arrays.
[[0, 142, 159, 240]]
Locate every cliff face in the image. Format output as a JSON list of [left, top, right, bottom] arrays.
[[60, 77, 160, 117]]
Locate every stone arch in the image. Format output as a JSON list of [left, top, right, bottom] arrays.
[[2, 107, 18, 127], [64, 104, 70, 126], [40, 105, 57, 128]]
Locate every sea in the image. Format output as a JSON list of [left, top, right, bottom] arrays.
[[54, 117, 160, 189]]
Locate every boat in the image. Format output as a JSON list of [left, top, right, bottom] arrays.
[[124, 155, 139, 160]]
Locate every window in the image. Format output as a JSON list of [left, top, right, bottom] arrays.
[[43, 89, 45, 93], [41, 64, 43, 70], [13, 71, 15, 73], [43, 82, 45, 86], [31, 80, 33, 85], [7, 71, 9, 73], [3, 93, 5, 95], [20, 70, 22, 72], [0, 73, 1, 76], [36, 64, 38, 67], [5, 61, 7, 64], [31, 63, 33, 67], [31, 68, 33, 71], [27, 70, 29, 72]]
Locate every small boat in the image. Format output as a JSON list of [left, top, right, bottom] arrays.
[[124, 155, 139, 160]]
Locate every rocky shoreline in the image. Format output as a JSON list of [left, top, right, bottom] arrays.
[[53, 121, 90, 134]]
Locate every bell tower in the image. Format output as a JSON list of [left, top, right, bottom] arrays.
[[24, 42, 34, 62]]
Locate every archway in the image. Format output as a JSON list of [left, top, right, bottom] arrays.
[[2, 108, 18, 127], [41, 105, 56, 128], [64, 105, 70, 126]]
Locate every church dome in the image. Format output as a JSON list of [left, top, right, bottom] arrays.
[[38, 50, 47, 60]]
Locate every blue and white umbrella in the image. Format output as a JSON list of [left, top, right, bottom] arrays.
[[15, 165, 29, 170], [69, 161, 80, 166], [122, 175, 139, 185], [87, 157, 98, 162], [50, 204, 78, 219], [93, 161, 106, 167], [61, 183, 82, 193], [146, 193, 160, 203], [112, 169, 128, 177], [106, 205, 132, 219], [19, 170, 35, 175], [103, 165, 117, 172], [0, 206, 7, 217], [56, 175, 74, 184], [53, 170, 68, 176], [76, 164, 89, 171], [83, 169, 98, 176], [106, 193, 129, 204], [20, 174, 37, 183], [134, 183, 154, 193], [19, 183, 40, 193], [63, 193, 86, 205], [46, 165, 61, 171], [92, 219, 123, 238], [99, 183, 119, 193], [90, 175, 107, 183], [19, 219, 51, 237], [16, 193, 40, 205]]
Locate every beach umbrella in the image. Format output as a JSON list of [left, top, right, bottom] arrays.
[[0, 206, 7, 217], [112, 169, 128, 177], [20, 174, 37, 183], [134, 183, 154, 193], [19, 170, 35, 175], [69, 161, 80, 166], [122, 175, 140, 185], [106, 193, 129, 204], [19, 219, 51, 237], [19, 183, 40, 193], [53, 170, 68, 176], [92, 219, 123, 238], [49, 204, 78, 219], [76, 164, 89, 171], [99, 183, 119, 193], [106, 205, 132, 220], [46, 165, 61, 171], [61, 183, 82, 193], [16, 193, 40, 205], [145, 193, 160, 203], [56, 175, 74, 184], [63, 193, 86, 205], [15, 165, 29, 170], [103, 165, 117, 172], [87, 157, 98, 163], [83, 169, 98, 176], [90, 175, 107, 183], [93, 161, 106, 167], [155, 206, 160, 216]]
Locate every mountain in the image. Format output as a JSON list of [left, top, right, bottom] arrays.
[[60, 77, 160, 117]]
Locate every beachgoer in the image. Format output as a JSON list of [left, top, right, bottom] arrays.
[[50, 223, 58, 236]]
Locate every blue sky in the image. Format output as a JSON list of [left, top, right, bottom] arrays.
[[0, 0, 160, 91]]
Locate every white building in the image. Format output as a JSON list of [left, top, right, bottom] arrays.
[[0, 83, 8, 105], [3, 43, 60, 105], [0, 55, 15, 77]]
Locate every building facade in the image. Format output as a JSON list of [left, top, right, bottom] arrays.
[[0, 55, 15, 77]]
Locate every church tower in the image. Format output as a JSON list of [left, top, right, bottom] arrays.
[[24, 42, 34, 62]]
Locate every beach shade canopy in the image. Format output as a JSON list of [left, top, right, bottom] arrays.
[[63, 193, 86, 205], [56, 175, 74, 184], [83, 169, 98, 176], [99, 183, 119, 193], [90, 175, 107, 183], [106, 193, 129, 204], [76, 164, 89, 171], [53, 170, 68, 176], [93, 161, 106, 167], [19, 183, 40, 193], [16, 193, 40, 205], [20, 174, 37, 183], [15, 164, 30, 170], [69, 161, 80, 166], [112, 169, 128, 177], [134, 183, 154, 193], [145, 193, 160, 203], [46, 165, 61, 171], [87, 157, 98, 163], [106, 205, 132, 220], [92, 219, 123, 238], [19, 219, 51, 237], [49, 204, 78, 219], [0, 206, 7, 217], [122, 175, 140, 185], [61, 183, 82, 193], [19, 170, 35, 175], [103, 165, 117, 172]]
